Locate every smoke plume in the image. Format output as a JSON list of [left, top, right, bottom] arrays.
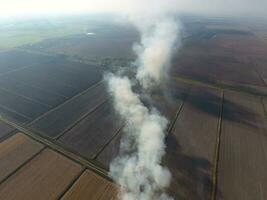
[[133, 16, 179, 89], [106, 10, 180, 200]]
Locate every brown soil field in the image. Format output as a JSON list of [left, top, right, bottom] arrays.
[[0, 149, 82, 200], [29, 82, 108, 138], [172, 35, 266, 87], [1, 20, 267, 200], [0, 133, 44, 182], [173, 54, 263, 87], [0, 121, 15, 140], [62, 170, 118, 200], [212, 34, 267, 57], [217, 91, 267, 200], [164, 86, 222, 199], [58, 100, 124, 159]]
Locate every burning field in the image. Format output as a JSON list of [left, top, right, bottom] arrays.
[[0, 2, 267, 199]]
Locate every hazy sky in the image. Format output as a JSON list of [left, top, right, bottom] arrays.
[[1, 0, 266, 17]]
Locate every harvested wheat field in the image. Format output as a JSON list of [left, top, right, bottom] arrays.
[[0, 133, 43, 182], [0, 148, 82, 200], [62, 170, 118, 200]]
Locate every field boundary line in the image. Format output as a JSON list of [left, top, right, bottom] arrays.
[[248, 57, 266, 87], [0, 87, 52, 108], [93, 123, 125, 160], [210, 90, 224, 200], [0, 146, 46, 186], [28, 80, 104, 125], [0, 116, 111, 182], [168, 86, 191, 134], [260, 97, 267, 120], [0, 129, 19, 143], [172, 76, 267, 97], [57, 168, 87, 200], [0, 104, 31, 121]]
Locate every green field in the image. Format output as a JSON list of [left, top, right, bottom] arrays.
[[0, 17, 90, 49]]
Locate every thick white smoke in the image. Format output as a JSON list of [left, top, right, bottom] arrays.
[[106, 11, 180, 200], [133, 16, 179, 89], [107, 75, 173, 200]]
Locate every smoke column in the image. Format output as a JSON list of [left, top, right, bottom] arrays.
[[106, 11, 180, 200]]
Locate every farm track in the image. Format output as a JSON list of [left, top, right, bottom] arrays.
[[216, 91, 267, 200], [93, 125, 125, 160], [167, 88, 189, 133], [210, 91, 224, 200], [173, 75, 267, 97], [0, 116, 111, 182]]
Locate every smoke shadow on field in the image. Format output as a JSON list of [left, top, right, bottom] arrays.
[[163, 133, 214, 200], [222, 98, 258, 128], [186, 89, 258, 128]]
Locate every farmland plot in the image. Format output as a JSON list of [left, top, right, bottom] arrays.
[[0, 121, 15, 140], [173, 52, 264, 87], [62, 170, 118, 200], [2, 51, 102, 99], [96, 129, 123, 169], [24, 63, 102, 91], [0, 77, 67, 108], [149, 80, 190, 121], [0, 88, 50, 123], [59, 101, 124, 159], [165, 86, 221, 199], [6, 67, 80, 98], [29, 82, 108, 138], [0, 133, 44, 182], [0, 50, 55, 74], [217, 91, 267, 200], [0, 149, 82, 200]]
